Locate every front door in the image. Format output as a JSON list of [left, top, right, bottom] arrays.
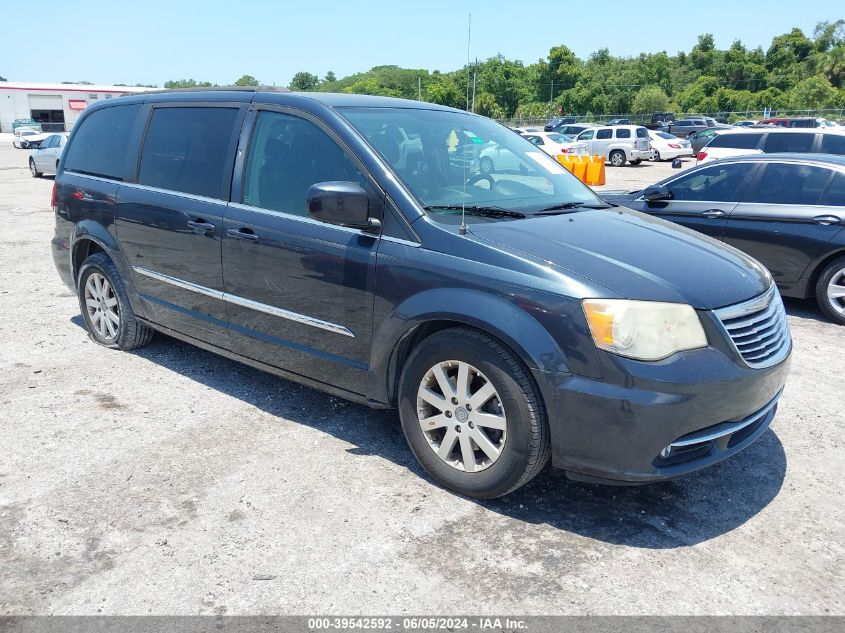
[[724, 163, 844, 284], [222, 108, 380, 395], [630, 161, 759, 240], [117, 104, 245, 346]]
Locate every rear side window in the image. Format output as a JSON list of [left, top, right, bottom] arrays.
[[820, 134, 845, 155], [708, 133, 763, 150], [636, 127, 648, 138], [821, 172, 845, 206], [138, 107, 240, 199], [63, 104, 140, 180], [668, 163, 755, 202], [596, 129, 612, 139], [615, 129, 631, 139], [751, 163, 831, 205], [763, 133, 815, 153]]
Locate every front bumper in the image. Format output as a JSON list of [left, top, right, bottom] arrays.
[[536, 333, 791, 484]]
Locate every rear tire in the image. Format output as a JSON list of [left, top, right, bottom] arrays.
[[631, 158, 642, 165], [609, 150, 626, 167], [77, 253, 155, 350], [652, 150, 662, 161], [29, 158, 41, 178], [398, 327, 550, 498], [815, 255, 845, 325]]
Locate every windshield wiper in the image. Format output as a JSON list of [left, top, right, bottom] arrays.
[[423, 205, 526, 218], [534, 201, 614, 214]]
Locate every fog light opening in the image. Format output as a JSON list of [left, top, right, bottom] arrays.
[[659, 445, 672, 459]]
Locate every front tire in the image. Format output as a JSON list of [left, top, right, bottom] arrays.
[[398, 327, 550, 498], [77, 253, 155, 350], [815, 256, 845, 325], [29, 158, 41, 178], [609, 150, 626, 167]]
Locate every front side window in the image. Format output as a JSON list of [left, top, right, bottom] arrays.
[[138, 107, 240, 199], [63, 104, 140, 180], [340, 107, 602, 221], [243, 110, 365, 216], [763, 133, 815, 153], [578, 129, 595, 141], [667, 163, 755, 202], [751, 163, 831, 205]]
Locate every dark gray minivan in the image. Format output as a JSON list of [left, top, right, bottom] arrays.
[[51, 88, 791, 498]]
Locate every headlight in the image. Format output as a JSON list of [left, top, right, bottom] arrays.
[[582, 299, 707, 361]]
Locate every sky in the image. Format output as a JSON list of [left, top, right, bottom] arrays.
[[2, 0, 842, 87]]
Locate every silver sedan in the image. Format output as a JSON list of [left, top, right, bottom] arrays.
[[29, 133, 68, 177]]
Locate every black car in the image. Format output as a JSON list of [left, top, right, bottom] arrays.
[[51, 88, 790, 498], [602, 154, 845, 324], [544, 116, 578, 131]]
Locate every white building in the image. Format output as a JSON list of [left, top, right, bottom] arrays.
[[0, 81, 153, 132]]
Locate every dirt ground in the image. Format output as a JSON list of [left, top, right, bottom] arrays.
[[0, 142, 842, 616]]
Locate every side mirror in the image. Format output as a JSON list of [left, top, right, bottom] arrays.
[[643, 185, 673, 202], [306, 181, 380, 232]]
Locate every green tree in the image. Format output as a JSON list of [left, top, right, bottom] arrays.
[[234, 75, 259, 86], [786, 75, 840, 109], [631, 86, 670, 113], [474, 92, 505, 118], [289, 72, 320, 91], [324, 71, 337, 83], [164, 79, 214, 89]]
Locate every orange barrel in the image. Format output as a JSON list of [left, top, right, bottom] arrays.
[[572, 155, 588, 182]]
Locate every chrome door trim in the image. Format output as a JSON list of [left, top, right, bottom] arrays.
[[228, 201, 372, 237], [132, 266, 355, 338]]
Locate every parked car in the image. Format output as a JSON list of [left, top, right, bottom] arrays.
[[522, 131, 587, 156], [513, 126, 544, 133], [601, 154, 845, 324], [733, 120, 759, 127], [687, 127, 732, 153], [650, 112, 675, 127], [575, 125, 652, 166], [697, 128, 845, 164], [544, 116, 578, 131], [12, 129, 49, 149], [648, 131, 693, 161], [29, 133, 68, 177], [606, 118, 631, 125], [761, 117, 820, 128], [552, 123, 595, 138], [479, 132, 585, 172], [667, 118, 710, 138], [52, 89, 790, 498]]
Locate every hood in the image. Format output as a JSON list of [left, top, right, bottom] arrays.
[[468, 207, 771, 309]]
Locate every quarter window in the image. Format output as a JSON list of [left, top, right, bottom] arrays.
[[138, 107, 240, 199], [821, 172, 845, 206], [63, 104, 140, 180], [667, 163, 755, 202], [578, 130, 595, 141], [762, 133, 815, 153], [751, 163, 831, 205], [243, 111, 365, 217]]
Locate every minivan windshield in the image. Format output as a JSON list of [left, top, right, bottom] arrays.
[[339, 107, 605, 221]]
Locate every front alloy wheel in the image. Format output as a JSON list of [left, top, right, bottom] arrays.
[[417, 360, 507, 473], [84, 272, 120, 340]]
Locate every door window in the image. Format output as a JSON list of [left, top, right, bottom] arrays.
[[709, 133, 763, 149], [615, 128, 631, 138], [577, 130, 594, 140], [751, 163, 831, 205], [243, 111, 365, 217], [596, 129, 612, 139], [820, 134, 845, 155], [821, 172, 845, 206], [667, 163, 755, 202], [138, 107, 240, 199], [525, 135, 544, 146], [762, 133, 815, 153]]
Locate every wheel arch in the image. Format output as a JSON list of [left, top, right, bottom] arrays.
[[803, 244, 845, 298], [370, 288, 572, 406]]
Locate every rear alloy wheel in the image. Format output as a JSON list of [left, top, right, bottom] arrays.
[[609, 150, 626, 167], [398, 327, 550, 498], [29, 158, 41, 178], [652, 150, 662, 161], [816, 256, 845, 325]]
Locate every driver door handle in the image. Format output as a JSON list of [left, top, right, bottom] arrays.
[[812, 215, 840, 226], [227, 227, 260, 242], [702, 209, 727, 219], [187, 219, 215, 234]]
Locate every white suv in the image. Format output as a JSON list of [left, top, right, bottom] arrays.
[[575, 125, 652, 166]]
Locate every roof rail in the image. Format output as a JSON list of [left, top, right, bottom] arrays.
[[124, 85, 290, 96]]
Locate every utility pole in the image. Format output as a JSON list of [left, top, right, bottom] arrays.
[[418, 76, 421, 101], [471, 58, 477, 113], [549, 80, 554, 116]]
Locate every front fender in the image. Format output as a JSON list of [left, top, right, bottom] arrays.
[[368, 287, 576, 406]]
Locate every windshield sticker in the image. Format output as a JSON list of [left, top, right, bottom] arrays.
[[525, 151, 566, 174]]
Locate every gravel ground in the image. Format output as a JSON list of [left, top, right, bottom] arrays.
[[0, 142, 842, 616]]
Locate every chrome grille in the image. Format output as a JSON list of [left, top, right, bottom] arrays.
[[715, 285, 791, 368]]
